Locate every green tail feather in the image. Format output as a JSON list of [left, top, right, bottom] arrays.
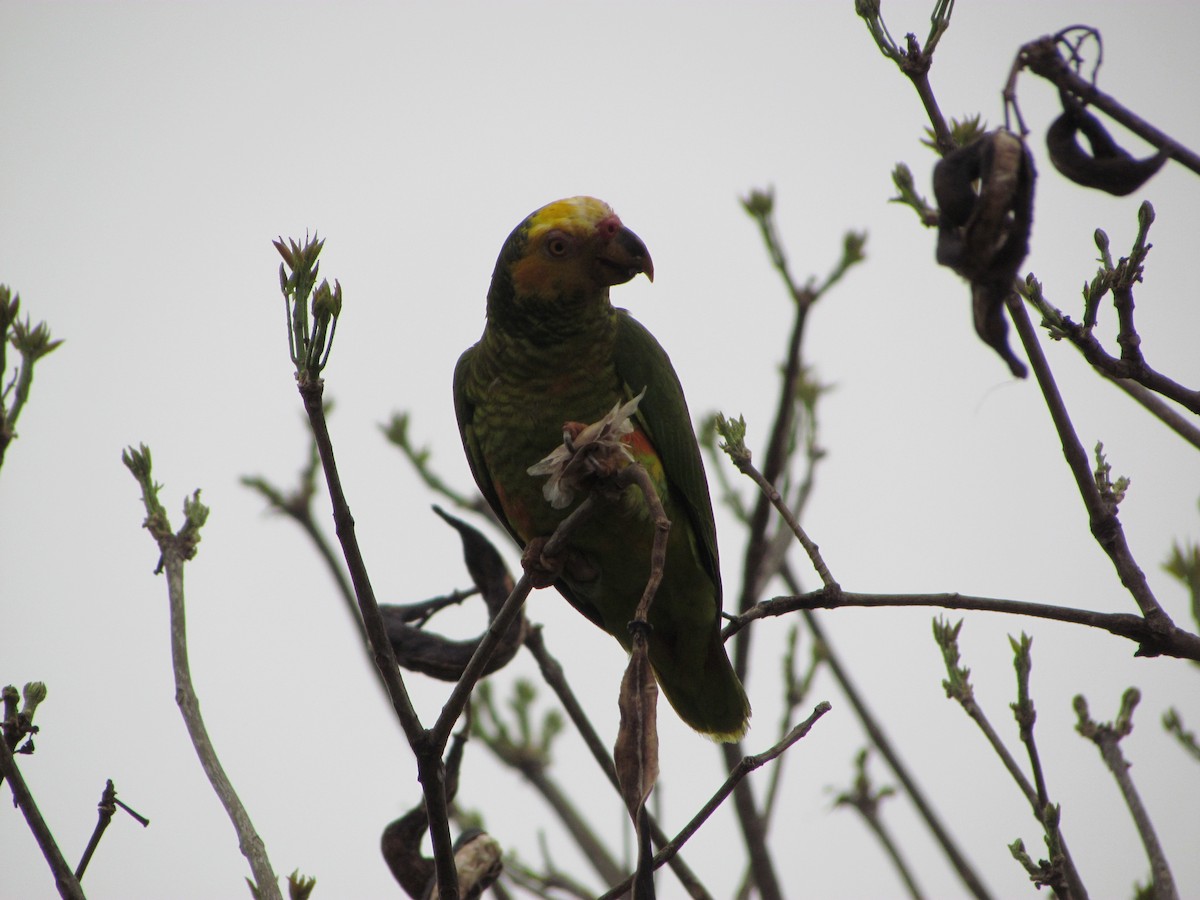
[[650, 634, 751, 742]]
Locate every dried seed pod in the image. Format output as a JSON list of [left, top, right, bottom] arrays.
[[933, 130, 1035, 377], [1047, 102, 1167, 196]]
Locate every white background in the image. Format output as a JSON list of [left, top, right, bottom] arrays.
[[3, 2, 1199, 898]]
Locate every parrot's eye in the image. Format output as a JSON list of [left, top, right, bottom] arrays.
[[543, 231, 574, 258]]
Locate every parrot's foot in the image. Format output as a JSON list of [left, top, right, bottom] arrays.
[[521, 537, 599, 588], [521, 537, 563, 588]]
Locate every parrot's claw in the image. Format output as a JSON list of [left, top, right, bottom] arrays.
[[521, 537, 562, 589]]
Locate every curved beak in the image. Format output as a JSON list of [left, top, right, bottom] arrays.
[[596, 224, 654, 286]]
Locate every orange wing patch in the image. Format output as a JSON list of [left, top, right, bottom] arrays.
[[624, 427, 666, 484]]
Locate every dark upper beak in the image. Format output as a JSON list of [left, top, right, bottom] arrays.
[[596, 224, 654, 286]]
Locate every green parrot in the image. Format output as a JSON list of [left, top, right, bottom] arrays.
[[454, 197, 750, 741]]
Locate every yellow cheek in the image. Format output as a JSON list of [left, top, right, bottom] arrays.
[[510, 255, 589, 301]]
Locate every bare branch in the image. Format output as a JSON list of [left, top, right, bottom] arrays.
[[726, 588, 1200, 661], [122, 446, 281, 900], [596, 703, 832, 900], [524, 628, 713, 898], [0, 738, 85, 900], [1017, 32, 1200, 176], [775, 564, 995, 900], [1007, 295, 1173, 632], [1076, 691, 1179, 899]]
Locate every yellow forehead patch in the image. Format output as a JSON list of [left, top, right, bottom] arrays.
[[525, 196, 615, 241]]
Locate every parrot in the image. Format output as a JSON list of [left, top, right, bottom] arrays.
[[454, 196, 750, 742]]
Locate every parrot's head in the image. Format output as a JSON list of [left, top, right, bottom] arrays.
[[487, 197, 653, 325]]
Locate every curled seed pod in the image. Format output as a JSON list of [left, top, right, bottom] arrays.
[[1047, 101, 1167, 196]]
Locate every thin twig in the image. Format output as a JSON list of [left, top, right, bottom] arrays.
[[0, 738, 85, 900], [299, 381, 424, 740], [1018, 34, 1200, 176], [722, 196, 864, 900], [861, 809, 925, 900], [597, 703, 831, 900], [161, 517, 282, 899], [595, 705, 830, 900], [1109, 378, 1200, 451], [294, 381, 466, 897], [777, 564, 995, 900], [1023, 277, 1200, 417], [73, 781, 151, 879], [721, 273, 805, 899], [1076, 692, 1179, 899], [935, 621, 1087, 897], [426, 496, 606, 752], [74, 780, 116, 881], [523, 628, 713, 899], [834, 751, 925, 900], [242, 451, 399, 714], [723, 441, 838, 592], [726, 588, 1200, 660], [1006, 296, 1172, 632], [1008, 636, 1088, 898], [620, 464, 672, 625]]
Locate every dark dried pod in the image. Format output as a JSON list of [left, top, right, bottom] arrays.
[[381, 506, 525, 681], [933, 130, 1035, 377], [1047, 102, 1167, 196]]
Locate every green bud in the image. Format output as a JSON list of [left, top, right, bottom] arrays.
[[715, 413, 750, 464], [0, 285, 18, 328], [740, 187, 774, 218], [842, 230, 867, 266], [272, 237, 296, 268], [1137, 200, 1155, 232], [1073, 694, 1091, 730], [122, 444, 152, 481], [11, 318, 64, 361], [311, 278, 341, 323], [1093, 228, 1109, 255], [1116, 687, 1140, 734], [287, 870, 317, 900], [21, 681, 47, 712], [330, 279, 343, 317], [183, 489, 210, 530]]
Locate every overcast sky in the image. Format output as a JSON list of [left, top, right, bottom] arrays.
[[3, 2, 1200, 898]]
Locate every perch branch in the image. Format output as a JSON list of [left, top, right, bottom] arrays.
[[596, 703, 831, 900], [0, 738, 84, 900], [727, 588, 1200, 661]]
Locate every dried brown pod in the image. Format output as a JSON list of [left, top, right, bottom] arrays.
[[1047, 101, 1167, 196], [933, 130, 1035, 377]]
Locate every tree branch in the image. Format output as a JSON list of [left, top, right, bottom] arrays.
[[934, 621, 1087, 898], [123, 447, 281, 900], [775, 565, 995, 900], [523, 628, 713, 899], [1018, 33, 1200, 176], [1007, 295, 1172, 632], [727, 588, 1200, 661], [596, 703, 831, 900], [1076, 691, 1179, 900], [0, 738, 85, 900]]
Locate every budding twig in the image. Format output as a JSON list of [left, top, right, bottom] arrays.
[[123, 446, 281, 900]]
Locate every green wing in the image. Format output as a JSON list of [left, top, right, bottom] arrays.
[[613, 310, 722, 605], [455, 343, 610, 631], [452, 345, 525, 550]]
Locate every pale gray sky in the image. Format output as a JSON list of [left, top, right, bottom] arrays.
[[3, 2, 1199, 897]]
